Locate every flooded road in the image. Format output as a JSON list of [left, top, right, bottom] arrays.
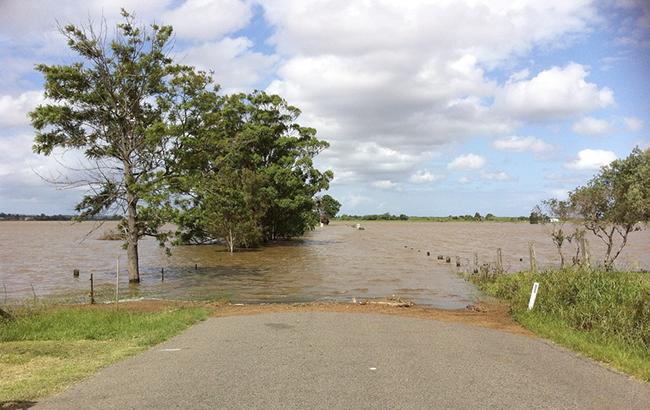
[[1, 221, 649, 308]]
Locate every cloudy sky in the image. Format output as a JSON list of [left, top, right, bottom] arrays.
[[1, 0, 649, 216]]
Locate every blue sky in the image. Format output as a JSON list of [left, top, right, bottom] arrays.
[[0, 0, 649, 216]]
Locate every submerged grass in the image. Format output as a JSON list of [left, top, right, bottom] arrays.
[[0, 304, 208, 402], [472, 268, 650, 381]]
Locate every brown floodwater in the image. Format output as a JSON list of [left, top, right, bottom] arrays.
[[0, 221, 649, 308]]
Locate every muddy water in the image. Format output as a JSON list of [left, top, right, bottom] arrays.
[[1, 221, 649, 308]]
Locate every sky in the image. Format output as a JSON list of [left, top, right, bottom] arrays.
[[0, 0, 649, 216]]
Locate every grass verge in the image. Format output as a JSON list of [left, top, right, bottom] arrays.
[[0, 303, 208, 402], [471, 268, 650, 382]]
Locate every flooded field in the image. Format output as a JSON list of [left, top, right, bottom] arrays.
[[1, 221, 649, 308]]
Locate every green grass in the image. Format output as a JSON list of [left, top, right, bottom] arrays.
[[472, 268, 650, 381], [0, 304, 209, 402]]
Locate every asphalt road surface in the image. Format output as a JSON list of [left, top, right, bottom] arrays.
[[35, 312, 650, 409]]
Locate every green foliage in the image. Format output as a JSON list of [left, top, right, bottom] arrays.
[[29, 10, 336, 257], [473, 269, 650, 349], [569, 147, 650, 269], [338, 213, 408, 221], [29, 11, 213, 280], [315, 194, 341, 224], [529, 205, 544, 224], [173, 91, 334, 250]]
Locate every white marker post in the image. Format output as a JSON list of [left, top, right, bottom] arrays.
[[528, 282, 539, 310]]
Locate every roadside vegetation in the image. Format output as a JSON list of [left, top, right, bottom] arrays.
[[469, 148, 650, 381], [0, 304, 208, 403], [471, 268, 650, 382]]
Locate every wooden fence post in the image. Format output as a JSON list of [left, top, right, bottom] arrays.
[[580, 237, 590, 268], [115, 258, 119, 305], [529, 242, 537, 273], [496, 248, 503, 274], [90, 273, 95, 305]]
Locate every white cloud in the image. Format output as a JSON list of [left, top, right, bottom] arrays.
[[340, 194, 370, 209], [263, 1, 599, 182], [409, 170, 445, 183], [0, 133, 89, 213], [624, 116, 644, 132], [263, 1, 596, 61], [180, 37, 278, 92], [571, 116, 613, 136], [0, 90, 44, 127], [493, 136, 553, 153], [447, 153, 486, 170], [319, 141, 431, 184], [480, 171, 512, 181], [162, 0, 253, 40], [458, 176, 472, 184], [372, 180, 398, 189], [508, 68, 530, 82], [0, 1, 171, 54], [548, 188, 570, 201], [495, 63, 614, 120], [566, 149, 617, 170]]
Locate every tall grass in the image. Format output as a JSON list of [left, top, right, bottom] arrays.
[[472, 268, 650, 380]]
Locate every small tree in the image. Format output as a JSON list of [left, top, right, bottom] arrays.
[[529, 206, 543, 224], [570, 147, 650, 270], [541, 199, 574, 268], [30, 11, 209, 282], [315, 194, 341, 224]]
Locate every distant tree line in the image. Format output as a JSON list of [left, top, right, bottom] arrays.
[[29, 11, 338, 282], [338, 213, 409, 221], [0, 213, 120, 221], [337, 213, 528, 222]]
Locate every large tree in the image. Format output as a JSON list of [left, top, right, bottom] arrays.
[[30, 11, 210, 282], [174, 91, 334, 250]]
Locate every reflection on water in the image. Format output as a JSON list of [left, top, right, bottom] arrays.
[[1, 221, 648, 308]]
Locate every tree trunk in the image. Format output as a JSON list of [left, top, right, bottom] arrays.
[[126, 194, 140, 282], [604, 229, 615, 271], [124, 161, 140, 283], [227, 227, 235, 253]]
